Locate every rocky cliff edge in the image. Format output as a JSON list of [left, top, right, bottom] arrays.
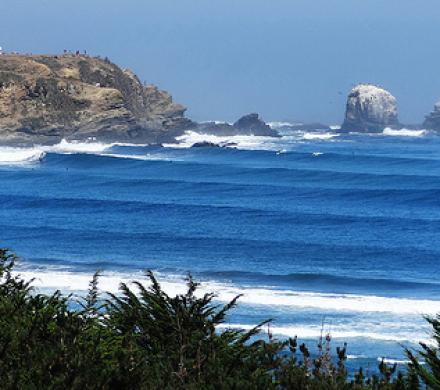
[[0, 54, 194, 145]]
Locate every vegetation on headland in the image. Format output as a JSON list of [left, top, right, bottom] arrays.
[[0, 248, 439, 389]]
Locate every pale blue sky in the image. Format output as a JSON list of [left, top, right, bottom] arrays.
[[1, 0, 439, 124]]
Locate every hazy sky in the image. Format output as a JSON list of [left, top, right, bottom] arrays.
[[1, 0, 439, 124]]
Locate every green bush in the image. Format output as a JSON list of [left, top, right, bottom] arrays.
[[0, 248, 438, 389]]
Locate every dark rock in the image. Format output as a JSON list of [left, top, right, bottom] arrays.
[[191, 141, 238, 148], [423, 101, 440, 131], [195, 114, 279, 137], [340, 84, 400, 132], [233, 113, 278, 136], [196, 122, 236, 136], [191, 141, 221, 148]]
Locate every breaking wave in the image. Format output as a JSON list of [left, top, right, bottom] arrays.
[[0, 139, 162, 165], [382, 128, 428, 137], [302, 132, 339, 140], [15, 269, 440, 316], [164, 131, 282, 151], [14, 267, 434, 345], [219, 324, 430, 344], [0, 146, 46, 165], [268, 121, 301, 129], [165, 130, 341, 151]]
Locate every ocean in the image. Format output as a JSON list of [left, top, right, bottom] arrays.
[[1, 125, 439, 371]]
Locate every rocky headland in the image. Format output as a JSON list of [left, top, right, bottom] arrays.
[[0, 54, 194, 145], [340, 84, 400, 132]]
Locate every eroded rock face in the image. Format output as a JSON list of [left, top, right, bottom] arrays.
[[0, 54, 194, 144], [233, 113, 278, 136], [341, 84, 399, 132], [423, 101, 440, 131], [196, 113, 279, 137]]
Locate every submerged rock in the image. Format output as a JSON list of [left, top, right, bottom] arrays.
[[191, 141, 237, 148], [0, 54, 194, 144], [191, 141, 221, 148], [341, 84, 399, 132], [423, 101, 440, 131]]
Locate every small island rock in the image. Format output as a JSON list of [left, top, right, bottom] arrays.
[[233, 113, 278, 136], [341, 84, 399, 132], [196, 113, 279, 137], [423, 101, 440, 131]]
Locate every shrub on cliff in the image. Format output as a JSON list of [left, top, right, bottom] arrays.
[[0, 248, 436, 389]]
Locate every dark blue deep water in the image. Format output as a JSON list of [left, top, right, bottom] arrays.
[[1, 128, 440, 369]]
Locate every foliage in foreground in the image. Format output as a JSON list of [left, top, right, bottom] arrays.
[[0, 248, 438, 389]]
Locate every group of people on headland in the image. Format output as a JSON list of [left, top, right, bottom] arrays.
[[63, 49, 88, 57]]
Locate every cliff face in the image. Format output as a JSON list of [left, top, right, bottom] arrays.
[[0, 54, 193, 144], [423, 101, 440, 131], [341, 84, 399, 132]]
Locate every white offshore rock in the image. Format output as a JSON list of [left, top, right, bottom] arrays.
[[341, 84, 399, 132]]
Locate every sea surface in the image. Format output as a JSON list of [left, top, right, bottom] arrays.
[[1, 125, 440, 371]]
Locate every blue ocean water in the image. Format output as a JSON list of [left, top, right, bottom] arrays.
[[1, 127, 440, 370]]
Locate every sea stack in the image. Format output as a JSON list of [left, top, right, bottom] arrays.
[[232, 113, 274, 136], [341, 84, 399, 132], [423, 101, 440, 131], [196, 113, 279, 137]]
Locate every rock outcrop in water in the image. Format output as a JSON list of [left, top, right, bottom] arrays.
[[423, 101, 440, 131], [232, 113, 274, 135], [0, 54, 194, 144], [341, 84, 399, 132], [196, 113, 279, 137]]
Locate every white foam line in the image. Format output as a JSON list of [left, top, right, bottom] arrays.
[[164, 131, 280, 150], [302, 132, 339, 140], [218, 323, 429, 344], [14, 270, 440, 316], [97, 153, 174, 162], [0, 139, 165, 165], [0, 147, 45, 165], [382, 128, 428, 137]]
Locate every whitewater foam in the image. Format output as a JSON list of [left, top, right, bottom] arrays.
[[15, 269, 440, 317], [12, 268, 435, 346], [0, 139, 160, 165], [382, 128, 427, 137], [48, 139, 116, 154], [0, 146, 46, 165], [164, 131, 282, 151], [302, 132, 340, 140], [219, 324, 430, 344], [268, 121, 302, 129]]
